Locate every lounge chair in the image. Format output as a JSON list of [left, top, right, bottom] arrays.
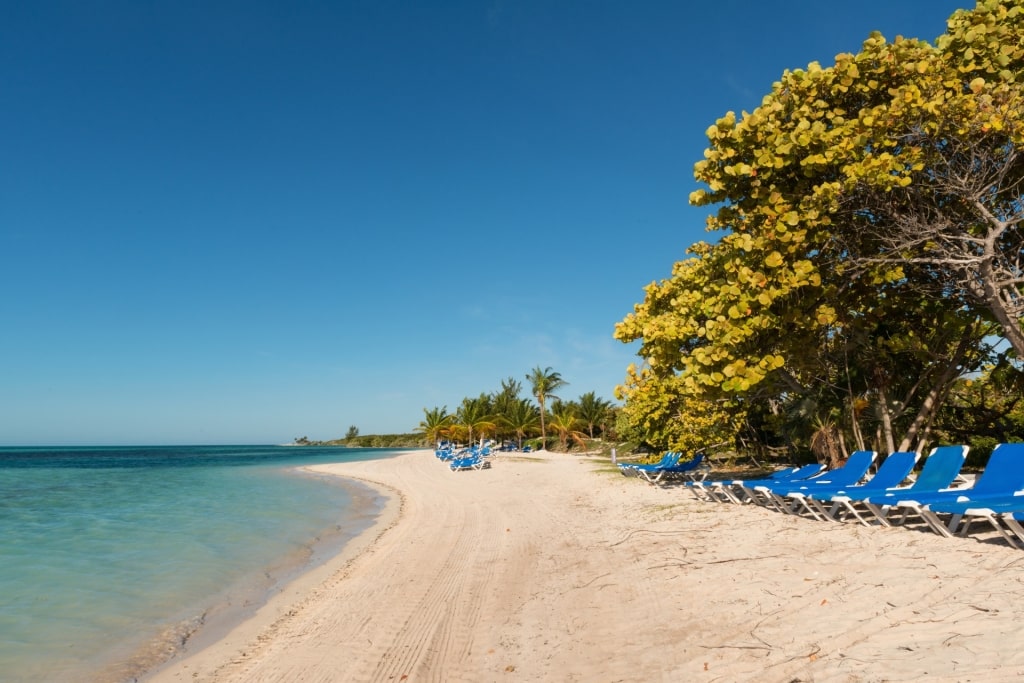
[[835, 445, 969, 526], [618, 451, 679, 478], [896, 443, 1024, 536], [755, 450, 877, 512], [783, 451, 919, 520], [911, 495, 1024, 546], [637, 453, 707, 485], [890, 443, 1024, 530], [689, 463, 826, 504], [450, 453, 491, 471]]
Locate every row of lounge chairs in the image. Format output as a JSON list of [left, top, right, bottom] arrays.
[[688, 443, 1024, 549], [435, 444, 492, 471], [618, 451, 710, 485]]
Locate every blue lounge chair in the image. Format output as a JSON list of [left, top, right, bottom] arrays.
[[913, 494, 1024, 545], [690, 463, 827, 504], [784, 451, 919, 520], [889, 443, 1024, 528], [836, 445, 968, 526], [450, 452, 491, 471], [755, 450, 877, 512], [637, 453, 707, 485], [618, 451, 679, 478], [898, 443, 1024, 535]]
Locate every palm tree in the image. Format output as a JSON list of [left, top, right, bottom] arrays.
[[500, 398, 540, 450], [415, 406, 453, 447], [577, 391, 613, 439], [494, 377, 523, 406], [547, 401, 586, 452], [455, 395, 497, 447], [492, 377, 525, 445], [527, 366, 568, 448]]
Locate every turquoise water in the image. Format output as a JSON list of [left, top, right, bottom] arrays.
[[0, 445, 405, 682]]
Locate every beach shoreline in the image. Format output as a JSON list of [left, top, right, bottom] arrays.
[[144, 448, 1024, 682], [139, 458, 407, 683]]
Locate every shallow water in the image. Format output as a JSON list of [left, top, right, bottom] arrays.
[[0, 445, 404, 682]]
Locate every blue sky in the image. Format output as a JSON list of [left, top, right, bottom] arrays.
[[1, 0, 969, 445]]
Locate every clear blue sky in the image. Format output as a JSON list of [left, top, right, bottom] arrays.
[[1, 0, 969, 445]]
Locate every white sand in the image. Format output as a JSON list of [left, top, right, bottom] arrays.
[[145, 449, 1024, 682]]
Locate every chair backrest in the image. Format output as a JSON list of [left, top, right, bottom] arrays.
[[908, 444, 968, 492], [816, 450, 877, 486], [861, 451, 919, 489], [672, 452, 705, 471], [655, 451, 675, 467], [779, 464, 827, 482], [972, 443, 1024, 494]]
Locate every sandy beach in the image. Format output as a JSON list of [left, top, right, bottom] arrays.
[[145, 449, 1024, 682]]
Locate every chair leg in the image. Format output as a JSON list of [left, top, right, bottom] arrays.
[[793, 496, 824, 520], [918, 509, 956, 538], [844, 504, 876, 526], [861, 502, 893, 527], [804, 497, 832, 521], [825, 500, 850, 522], [994, 514, 1024, 549]]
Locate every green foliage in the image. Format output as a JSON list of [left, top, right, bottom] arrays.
[[931, 364, 1024, 466], [322, 433, 425, 448], [499, 398, 540, 450], [306, 366, 616, 452], [575, 391, 614, 439], [616, 0, 1024, 457], [965, 436, 999, 470], [415, 406, 453, 445], [453, 395, 497, 445], [547, 400, 586, 451], [614, 364, 739, 453], [527, 365, 569, 443]]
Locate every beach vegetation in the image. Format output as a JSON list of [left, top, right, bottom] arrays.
[[415, 406, 454, 445], [301, 369, 617, 452], [316, 432, 423, 448], [547, 400, 589, 451], [527, 365, 569, 446], [454, 395, 498, 446], [499, 398, 541, 451], [575, 391, 615, 439], [616, 0, 1024, 461]]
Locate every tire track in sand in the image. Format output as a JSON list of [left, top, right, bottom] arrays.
[[355, 457, 507, 682]]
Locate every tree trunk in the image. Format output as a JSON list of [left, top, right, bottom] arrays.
[[537, 396, 547, 445], [848, 399, 866, 452], [974, 256, 1024, 358], [896, 325, 974, 453], [876, 385, 897, 456], [811, 424, 844, 470]]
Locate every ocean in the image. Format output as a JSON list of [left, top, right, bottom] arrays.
[[0, 444, 407, 683]]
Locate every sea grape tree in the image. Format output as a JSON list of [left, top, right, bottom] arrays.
[[616, 0, 1023, 454]]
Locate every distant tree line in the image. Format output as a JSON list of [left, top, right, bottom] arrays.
[[294, 366, 619, 452], [415, 366, 618, 452]]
